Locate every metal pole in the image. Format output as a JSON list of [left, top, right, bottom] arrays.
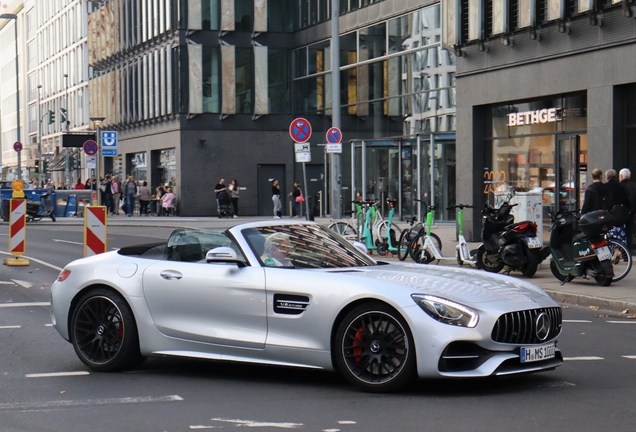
[[37, 85, 42, 188], [416, 134, 421, 222], [64, 74, 70, 189], [96, 123, 101, 206], [302, 162, 310, 219], [330, 0, 341, 218], [430, 133, 435, 209], [14, 19, 21, 180]]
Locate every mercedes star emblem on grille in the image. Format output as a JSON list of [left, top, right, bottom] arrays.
[[535, 312, 551, 341]]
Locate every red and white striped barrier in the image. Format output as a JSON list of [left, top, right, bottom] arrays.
[[9, 199, 26, 256], [84, 206, 108, 257]]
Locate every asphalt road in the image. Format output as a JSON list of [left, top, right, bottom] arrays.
[[0, 224, 635, 431]]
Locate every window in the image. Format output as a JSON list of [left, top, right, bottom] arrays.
[[235, 48, 253, 114], [202, 46, 220, 113]]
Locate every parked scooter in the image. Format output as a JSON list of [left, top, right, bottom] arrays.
[[26, 192, 56, 222], [548, 208, 624, 286], [476, 202, 544, 277]]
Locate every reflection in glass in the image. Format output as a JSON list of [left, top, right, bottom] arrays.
[[236, 48, 253, 114], [308, 41, 330, 75], [235, 0, 253, 31], [340, 32, 357, 66], [202, 0, 219, 30], [359, 23, 386, 61], [203, 46, 220, 113], [389, 13, 418, 53], [268, 49, 288, 114]]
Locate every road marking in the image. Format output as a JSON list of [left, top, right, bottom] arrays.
[[44, 323, 53, 327], [11, 279, 33, 289], [0, 325, 21, 329], [563, 320, 592, 323], [606, 321, 636, 324], [0, 281, 17, 285], [0, 251, 63, 272], [207, 418, 303, 429], [0, 302, 50, 308], [0, 395, 183, 411], [26, 371, 90, 378], [564, 356, 604, 361], [535, 381, 576, 387], [622, 355, 636, 359], [52, 239, 83, 246], [323, 430, 340, 432], [338, 421, 357, 425]]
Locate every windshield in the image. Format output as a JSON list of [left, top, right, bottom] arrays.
[[165, 229, 246, 263], [242, 224, 376, 268]]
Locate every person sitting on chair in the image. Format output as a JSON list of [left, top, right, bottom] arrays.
[[261, 232, 294, 267]]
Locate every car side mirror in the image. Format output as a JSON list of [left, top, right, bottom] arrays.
[[206, 247, 246, 267]]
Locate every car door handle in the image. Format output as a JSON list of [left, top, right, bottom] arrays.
[[160, 270, 183, 280]]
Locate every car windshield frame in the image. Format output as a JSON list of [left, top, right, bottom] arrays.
[[165, 228, 247, 263], [241, 224, 377, 269]]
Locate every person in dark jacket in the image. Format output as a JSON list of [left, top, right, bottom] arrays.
[[581, 168, 609, 214], [605, 169, 630, 246], [619, 168, 636, 251]]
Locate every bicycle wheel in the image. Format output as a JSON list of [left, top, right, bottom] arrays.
[[397, 229, 410, 261], [408, 232, 442, 262], [375, 221, 401, 242], [608, 239, 632, 282], [328, 221, 357, 240]]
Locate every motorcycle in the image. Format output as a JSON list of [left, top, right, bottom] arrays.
[[26, 192, 56, 222], [548, 207, 627, 286], [476, 202, 544, 277]]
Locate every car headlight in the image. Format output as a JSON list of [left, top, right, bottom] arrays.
[[411, 294, 479, 328]]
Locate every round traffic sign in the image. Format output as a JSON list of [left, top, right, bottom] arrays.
[[83, 140, 98, 156], [13, 142, 22, 152], [289, 118, 312, 143], [326, 127, 342, 144]]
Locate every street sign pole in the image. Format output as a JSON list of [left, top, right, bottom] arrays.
[[330, 0, 341, 219], [302, 161, 310, 219]]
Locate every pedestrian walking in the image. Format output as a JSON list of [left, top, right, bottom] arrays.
[[228, 179, 240, 218], [138, 181, 151, 216], [271, 179, 282, 219], [605, 169, 630, 245], [619, 168, 636, 252], [111, 175, 122, 215], [289, 181, 303, 218], [103, 175, 114, 214], [582, 168, 609, 214], [124, 175, 138, 217]]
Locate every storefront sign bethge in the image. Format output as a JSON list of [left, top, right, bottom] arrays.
[[507, 108, 561, 127]]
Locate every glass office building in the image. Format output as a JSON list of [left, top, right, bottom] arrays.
[[88, 0, 456, 217], [446, 0, 636, 240]]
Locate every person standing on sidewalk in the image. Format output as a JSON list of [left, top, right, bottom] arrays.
[[111, 175, 121, 215], [605, 169, 630, 246], [582, 168, 609, 214], [620, 168, 636, 252], [138, 181, 152, 216], [214, 178, 227, 215], [228, 179, 240, 218], [289, 181, 303, 218], [124, 175, 138, 217], [271, 179, 282, 219]]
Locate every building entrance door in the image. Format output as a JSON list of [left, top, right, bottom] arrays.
[[257, 164, 285, 216], [555, 135, 581, 214]]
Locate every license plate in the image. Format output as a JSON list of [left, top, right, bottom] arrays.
[[526, 237, 542, 249], [520, 343, 556, 363], [595, 246, 611, 261]]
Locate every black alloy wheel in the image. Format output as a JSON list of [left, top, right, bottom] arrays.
[[335, 303, 416, 392], [71, 288, 144, 372]]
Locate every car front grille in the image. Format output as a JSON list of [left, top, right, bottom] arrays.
[[491, 307, 562, 344]]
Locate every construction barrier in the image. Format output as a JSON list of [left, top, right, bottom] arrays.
[[9, 199, 26, 256], [84, 206, 108, 257]]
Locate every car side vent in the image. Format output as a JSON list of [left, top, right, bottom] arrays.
[[273, 294, 310, 315]]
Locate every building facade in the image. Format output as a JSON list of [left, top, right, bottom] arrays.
[[88, 0, 457, 218], [447, 0, 636, 239]]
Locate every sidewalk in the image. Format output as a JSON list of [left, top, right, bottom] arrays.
[[21, 215, 636, 314]]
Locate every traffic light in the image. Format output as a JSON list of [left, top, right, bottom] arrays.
[[48, 110, 55, 124], [42, 160, 48, 173], [59, 108, 67, 123], [68, 155, 75, 170], [34, 159, 39, 173]]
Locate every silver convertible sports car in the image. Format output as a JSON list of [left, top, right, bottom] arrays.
[[51, 220, 563, 392]]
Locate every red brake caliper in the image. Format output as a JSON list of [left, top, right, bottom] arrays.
[[352, 326, 364, 363]]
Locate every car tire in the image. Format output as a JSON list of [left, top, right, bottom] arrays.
[[70, 288, 144, 372], [334, 302, 416, 392]]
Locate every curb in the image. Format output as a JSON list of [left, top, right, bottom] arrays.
[[544, 290, 636, 313]]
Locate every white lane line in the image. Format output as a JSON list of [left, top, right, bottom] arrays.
[[535, 381, 576, 388], [563, 320, 592, 323], [323, 429, 341, 432], [44, 323, 53, 327], [11, 279, 33, 289], [622, 355, 636, 359], [0, 325, 21, 329], [337, 421, 357, 425], [26, 371, 90, 378], [0, 251, 63, 272], [209, 418, 303, 429], [189, 427, 220, 430], [0, 395, 183, 411], [564, 356, 604, 361], [606, 321, 636, 324], [52, 239, 83, 246], [0, 281, 17, 285], [0, 302, 50, 308]]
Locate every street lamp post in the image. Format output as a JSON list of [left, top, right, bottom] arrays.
[[37, 85, 42, 188], [63, 73, 70, 189], [0, 14, 21, 180], [90, 116, 105, 206], [330, 0, 341, 219]]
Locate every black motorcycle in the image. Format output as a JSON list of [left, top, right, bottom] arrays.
[[26, 193, 56, 222], [476, 202, 544, 277]]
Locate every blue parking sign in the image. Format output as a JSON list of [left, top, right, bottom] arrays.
[[101, 131, 118, 157]]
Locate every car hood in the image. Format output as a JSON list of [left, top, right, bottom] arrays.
[[323, 263, 551, 306]]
